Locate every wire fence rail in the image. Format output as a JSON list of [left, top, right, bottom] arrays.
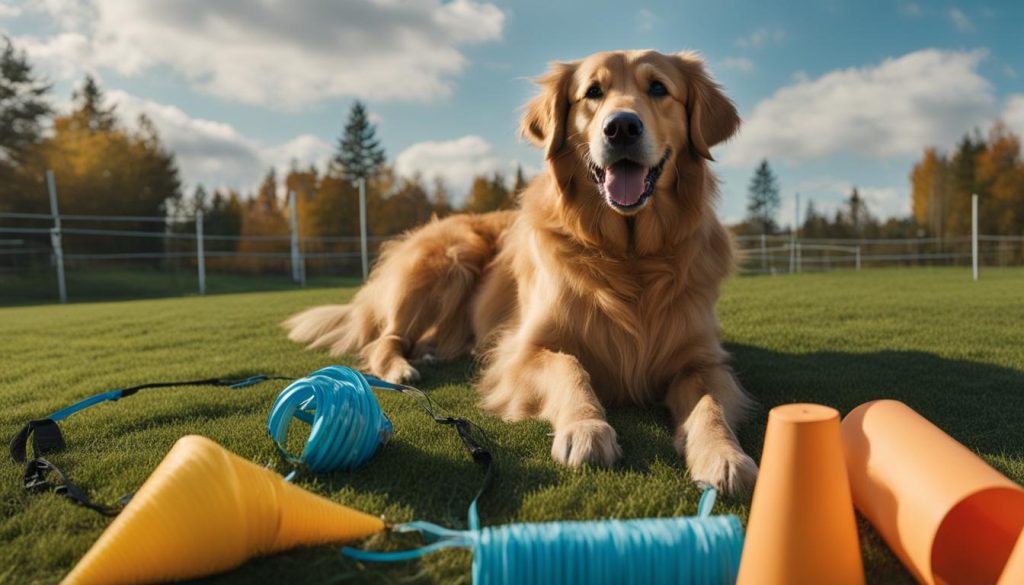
[[3, 182, 1022, 304]]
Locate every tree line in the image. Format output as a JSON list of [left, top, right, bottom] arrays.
[[911, 123, 1024, 238], [0, 37, 524, 272], [738, 120, 1024, 241], [735, 159, 917, 240]]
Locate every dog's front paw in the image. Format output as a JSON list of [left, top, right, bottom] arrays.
[[380, 360, 420, 384], [551, 419, 622, 468], [688, 445, 758, 496]]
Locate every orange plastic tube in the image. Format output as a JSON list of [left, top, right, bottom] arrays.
[[63, 435, 385, 585], [1000, 530, 1024, 585], [842, 400, 1024, 585], [737, 403, 865, 585]]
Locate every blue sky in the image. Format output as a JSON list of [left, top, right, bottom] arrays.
[[3, 0, 1023, 225]]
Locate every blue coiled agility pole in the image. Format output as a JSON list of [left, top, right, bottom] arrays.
[[267, 366, 395, 472], [267, 366, 493, 477], [344, 485, 744, 584]]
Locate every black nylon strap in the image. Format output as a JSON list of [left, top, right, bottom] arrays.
[[24, 458, 127, 516], [438, 417, 496, 505], [10, 374, 294, 517], [9, 419, 65, 464]]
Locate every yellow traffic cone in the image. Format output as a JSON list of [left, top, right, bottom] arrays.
[[737, 403, 865, 585], [63, 435, 385, 585]]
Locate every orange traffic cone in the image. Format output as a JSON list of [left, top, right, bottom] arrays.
[[737, 403, 864, 585], [63, 435, 385, 585], [843, 400, 1024, 585], [1000, 530, 1024, 585]]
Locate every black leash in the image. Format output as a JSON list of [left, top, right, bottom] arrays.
[[10, 372, 496, 521], [10, 375, 292, 514]]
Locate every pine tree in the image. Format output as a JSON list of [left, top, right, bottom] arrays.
[[465, 172, 514, 213], [71, 74, 117, 133], [746, 159, 780, 234], [947, 132, 986, 235], [430, 176, 453, 217], [333, 100, 385, 182], [193, 185, 209, 214], [0, 36, 52, 163], [844, 187, 872, 235], [513, 165, 528, 194]]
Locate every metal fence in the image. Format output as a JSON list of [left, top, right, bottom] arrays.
[[734, 234, 1024, 275], [3, 184, 1022, 304]]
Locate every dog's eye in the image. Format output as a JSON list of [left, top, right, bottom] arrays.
[[648, 80, 668, 97], [584, 85, 604, 100]]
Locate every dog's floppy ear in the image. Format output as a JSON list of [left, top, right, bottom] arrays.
[[521, 61, 577, 160], [673, 52, 740, 161]]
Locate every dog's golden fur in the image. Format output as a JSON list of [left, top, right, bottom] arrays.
[[285, 50, 758, 493]]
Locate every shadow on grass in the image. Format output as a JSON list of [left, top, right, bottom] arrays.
[[726, 344, 1024, 464], [726, 343, 1024, 585]]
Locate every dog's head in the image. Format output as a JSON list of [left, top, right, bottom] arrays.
[[521, 50, 739, 216]]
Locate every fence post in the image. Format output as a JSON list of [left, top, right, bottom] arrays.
[[358, 177, 369, 281], [971, 194, 978, 282], [196, 211, 206, 295], [46, 169, 67, 304], [796, 243, 802, 273], [856, 246, 861, 271], [760, 233, 767, 273], [288, 190, 302, 285]]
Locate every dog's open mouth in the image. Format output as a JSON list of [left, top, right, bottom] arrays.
[[589, 149, 670, 211]]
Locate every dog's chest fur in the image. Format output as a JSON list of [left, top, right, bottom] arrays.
[[529, 231, 717, 406]]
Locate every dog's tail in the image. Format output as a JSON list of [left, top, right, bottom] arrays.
[[283, 302, 376, 355]]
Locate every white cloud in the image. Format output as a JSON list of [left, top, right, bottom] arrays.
[[1005, 95, 1024, 137], [735, 27, 785, 49], [636, 8, 655, 33], [105, 90, 331, 193], [859, 186, 909, 219], [394, 135, 525, 203], [791, 177, 909, 223], [949, 8, 974, 33], [0, 1, 21, 17], [727, 49, 995, 166], [16, 0, 505, 109], [721, 57, 754, 72], [899, 2, 923, 17]]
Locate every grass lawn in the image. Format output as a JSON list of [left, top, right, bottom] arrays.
[[1, 267, 1022, 584], [0, 267, 361, 306]]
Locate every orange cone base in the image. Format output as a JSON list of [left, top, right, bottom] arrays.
[[737, 403, 865, 585]]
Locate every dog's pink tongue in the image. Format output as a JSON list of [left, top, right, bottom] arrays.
[[604, 161, 646, 205]]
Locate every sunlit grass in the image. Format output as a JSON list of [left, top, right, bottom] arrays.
[[1, 267, 1022, 584]]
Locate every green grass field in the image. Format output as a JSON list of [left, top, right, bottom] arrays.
[[2, 268, 1022, 584]]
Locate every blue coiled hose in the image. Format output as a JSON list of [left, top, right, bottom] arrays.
[[267, 366, 395, 472], [343, 487, 745, 585]]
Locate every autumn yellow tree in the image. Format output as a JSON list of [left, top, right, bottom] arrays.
[[464, 172, 514, 213], [910, 148, 949, 236], [237, 169, 289, 273], [911, 123, 1024, 238], [22, 76, 181, 256], [976, 123, 1024, 235]]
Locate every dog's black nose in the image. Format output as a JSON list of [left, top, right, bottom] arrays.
[[603, 112, 643, 147]]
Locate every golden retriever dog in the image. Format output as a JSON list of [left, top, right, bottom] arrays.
[[286, 50, 757, 494]]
